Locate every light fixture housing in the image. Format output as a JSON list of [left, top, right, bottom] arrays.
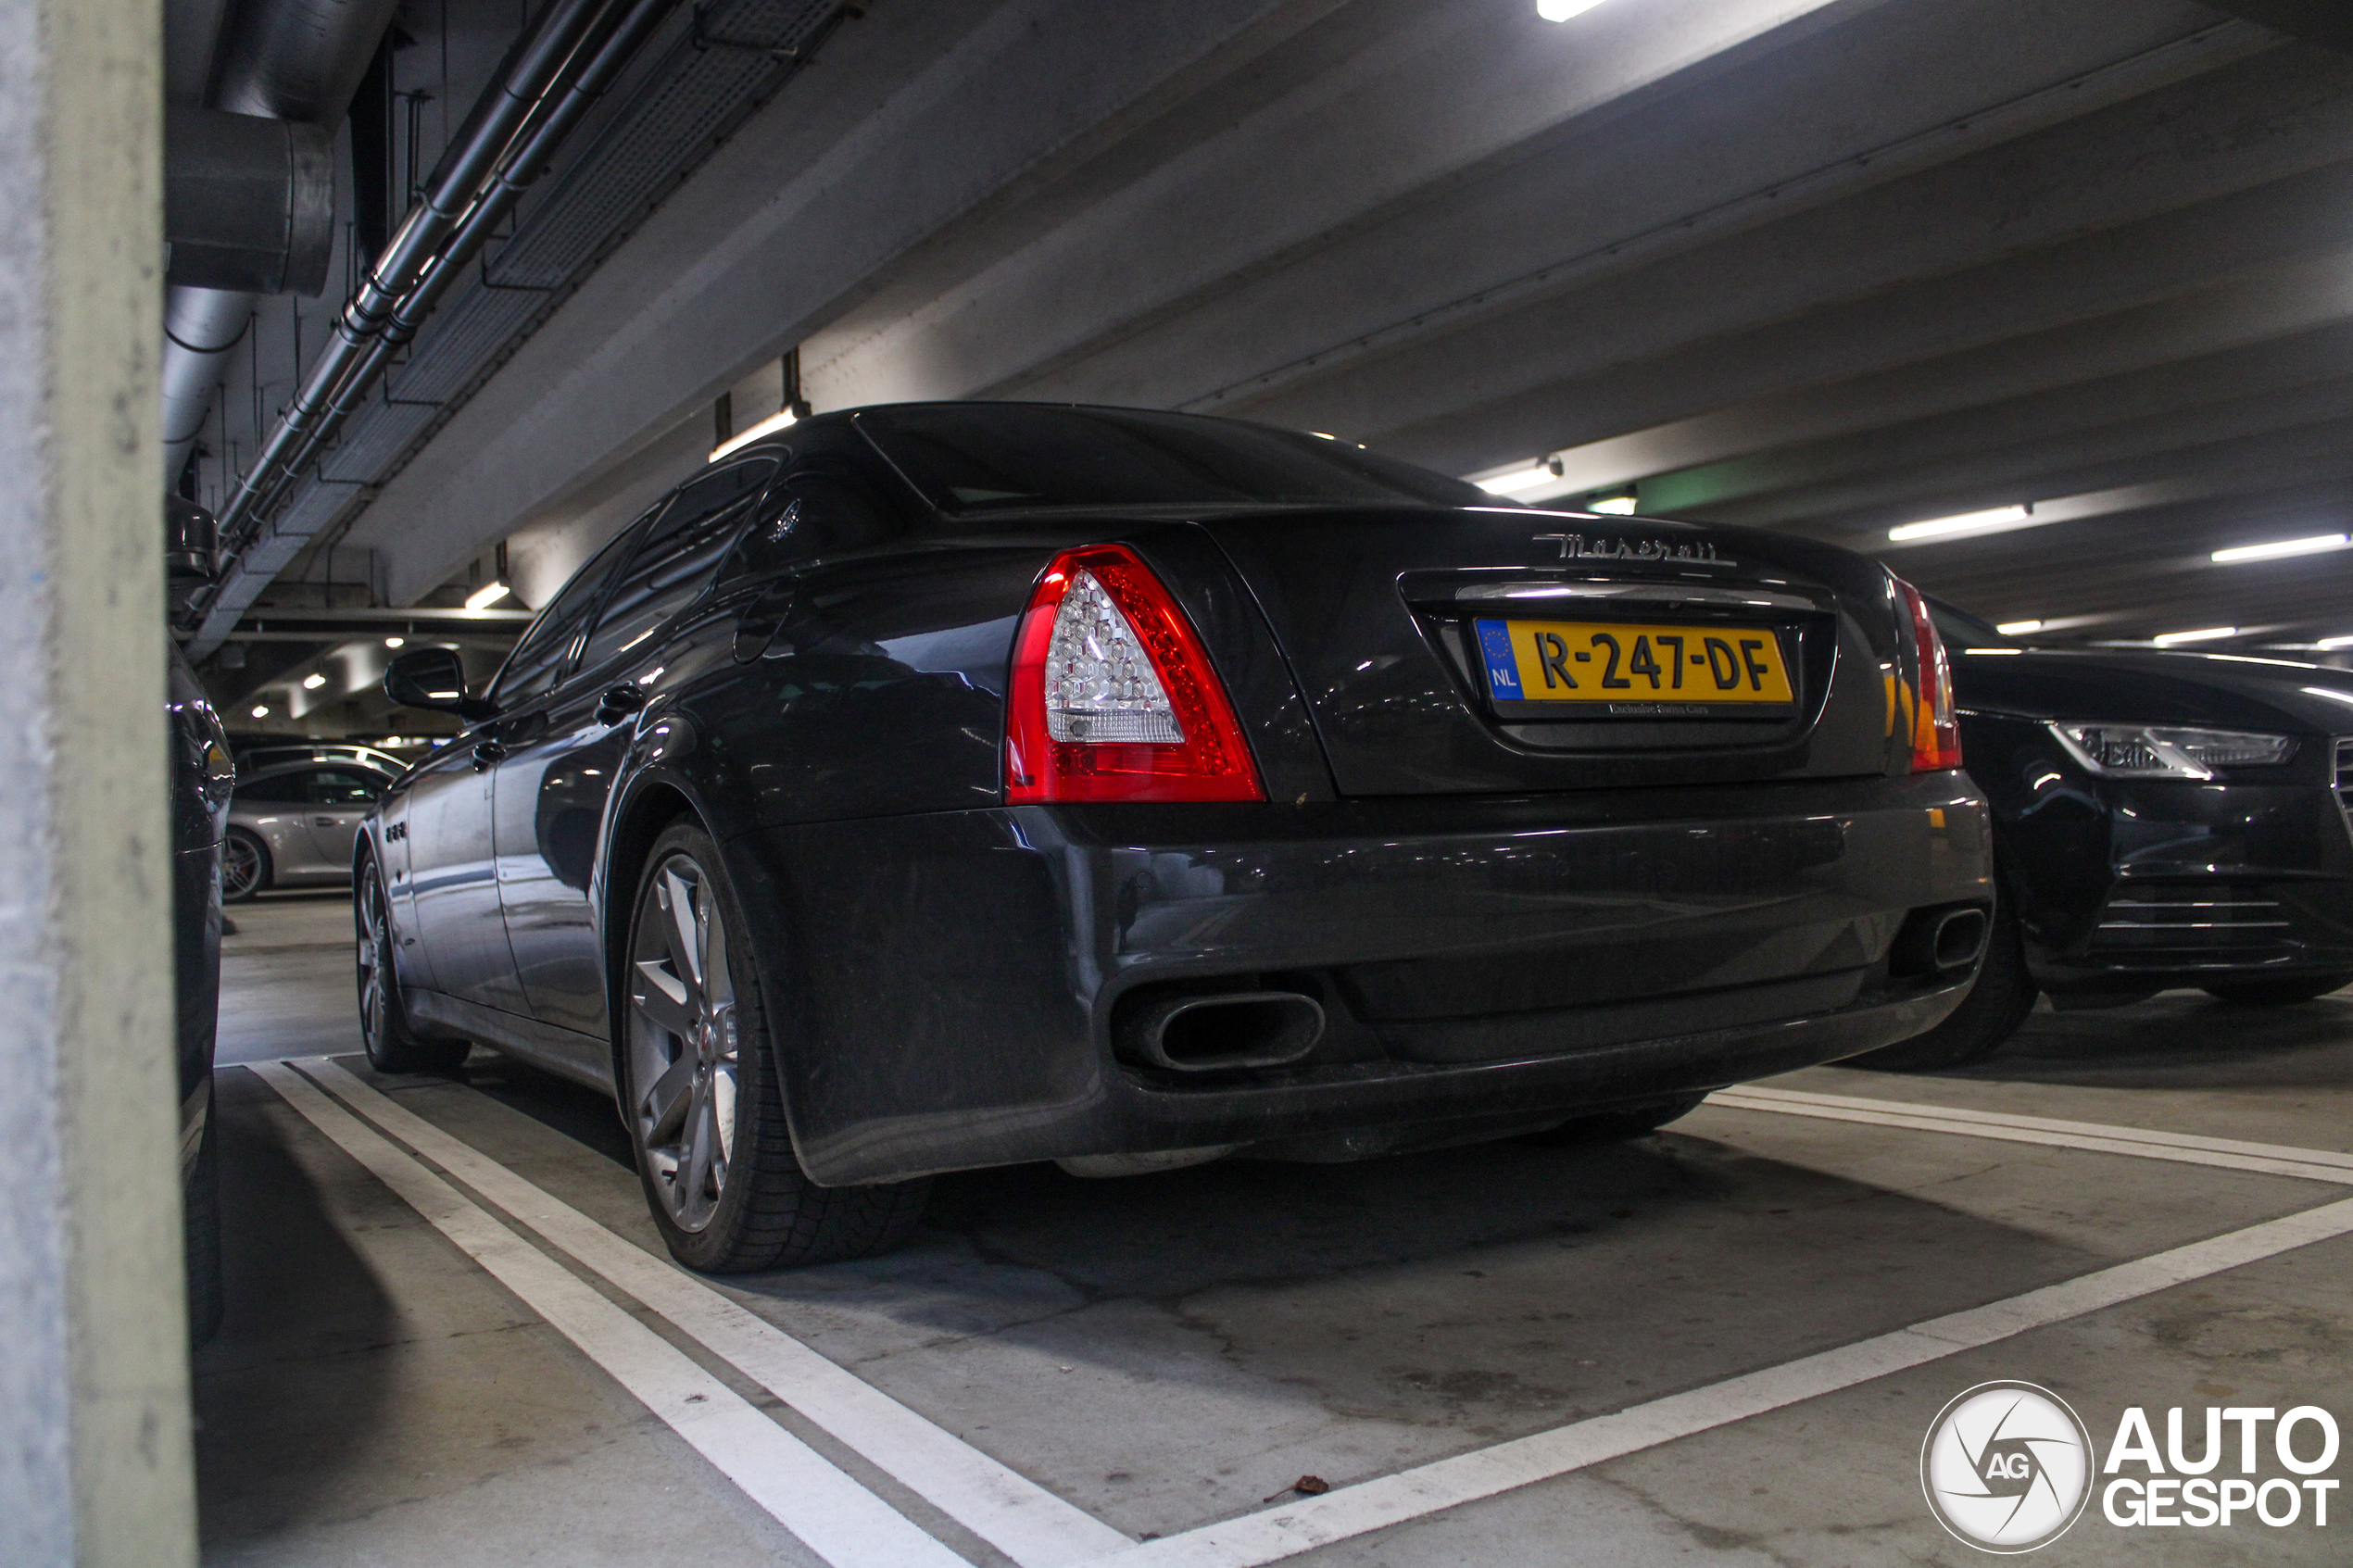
[[2152, 626, 2237, 646], [464, 581, 511, 610], [1473, 459, 1564, 496], [2209, 533, 2350, 564], [710, 404, 801, 463], [1887, 504, 2035, 543]]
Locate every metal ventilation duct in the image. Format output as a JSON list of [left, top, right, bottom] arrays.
[[186, 0, 855, 655], [165, 107, 337, 295], [160, 0, 404, 479]]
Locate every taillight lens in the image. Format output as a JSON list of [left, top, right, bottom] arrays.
[[1895, 577, 1961, 772], [1006, 544, 1265, 804]]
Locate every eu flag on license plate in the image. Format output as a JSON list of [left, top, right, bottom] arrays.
[[1474, 619, 1523, 700]]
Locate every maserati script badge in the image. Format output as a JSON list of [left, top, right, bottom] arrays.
[[1534, 532, 1730, 566]]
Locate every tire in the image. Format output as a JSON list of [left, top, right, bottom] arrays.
[[221, 828, 271, 903], [620, 822, 929, 1272], [1846, 895, 2037, 1072], [356, 860, 470, 1074], [1520, 1092, 1707, 1147], [2202, 974, 2352, 1006], [184, 1104, 223, 1348]]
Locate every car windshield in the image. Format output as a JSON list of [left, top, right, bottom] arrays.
[[854, 404, 1491, 514], [1926, 598, 2020, 650]]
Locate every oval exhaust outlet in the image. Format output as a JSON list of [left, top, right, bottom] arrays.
[[1931, 907, 1990, 972], [1120, 992, 1325, 1073]]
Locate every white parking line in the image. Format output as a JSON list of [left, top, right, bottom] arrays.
[[1082, 1196, 2353, 1567], [263, 1055, 2353, 1568], [1709, 1085, 2353, 1185], [249, 1062, 971, 1568], [294, 1058, 1133, 1568]]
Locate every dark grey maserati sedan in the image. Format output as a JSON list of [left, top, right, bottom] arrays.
[[359, 403, 1991, 1271]]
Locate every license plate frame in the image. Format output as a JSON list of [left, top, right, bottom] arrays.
[[1470, 617, 1799, 720]]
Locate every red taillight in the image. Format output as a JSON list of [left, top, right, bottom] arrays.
[[1895, 577, 1961, 772], [1005, 544, 1265, 804]]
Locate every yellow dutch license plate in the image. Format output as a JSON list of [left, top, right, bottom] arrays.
[[1472, 618, 1794, 708]]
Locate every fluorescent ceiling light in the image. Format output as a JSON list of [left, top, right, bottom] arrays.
[[2152, 626, 2237, 646], [250, 705, 268, 718], [2318, 634, 2353, 650], [1475, 463, 1563, 496], [2209, 533, 2350, 564], [710, 405, 799, 463], [384, 635, 404, 647], [1995, 620, 2044, 635], [464, 581, 511, 610], [1587, 487, 1639, 516], [301, 672, 326, 689], [1537, 0, 1608, 18], [1887, 504, 2033, 543]]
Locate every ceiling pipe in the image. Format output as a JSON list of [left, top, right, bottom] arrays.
[[211, 0, 677, 549], [159, 0, 406, 481]]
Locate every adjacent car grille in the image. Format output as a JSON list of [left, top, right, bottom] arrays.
[[2089, 884, 2294, 961]]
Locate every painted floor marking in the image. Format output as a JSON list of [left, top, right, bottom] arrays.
[[250, 1062, 973, 1568], [1709, 1085, 2353, 1185], [296, 1057, 1132, 1568], [265, 1055, 2353, 1568], [1077, 1196, 2353, 1567]]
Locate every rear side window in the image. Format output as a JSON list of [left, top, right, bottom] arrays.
[[576, 458, 779, 674], [488, 522, 646, 708], [234, 770, 308, 804], [307, 768, 389, 805], [855, 404, 1491, 513]]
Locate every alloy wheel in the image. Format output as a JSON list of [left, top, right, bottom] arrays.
[[221, 833, 263, 900], [357, 872, 391, 1047], [627, 854, 739, 1233]]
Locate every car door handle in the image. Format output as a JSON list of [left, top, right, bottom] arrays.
[[597, 684, 648, 726], [312, 816, 341, 827], [471, 741, 506, 771]]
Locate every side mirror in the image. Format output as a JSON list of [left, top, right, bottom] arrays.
[[165, 494, 218, 582], [384, 647, 495, 721]]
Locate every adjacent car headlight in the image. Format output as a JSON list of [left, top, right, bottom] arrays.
[[2048, 723, 2295, 779]]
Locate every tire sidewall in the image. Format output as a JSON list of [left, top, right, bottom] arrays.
[[621, 822, 790, 1271]]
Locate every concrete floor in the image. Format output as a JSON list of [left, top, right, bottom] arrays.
[[197, 893, 2352, 1566]]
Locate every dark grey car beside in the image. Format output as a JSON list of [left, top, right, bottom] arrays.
[[356, 404, 1994, 1272]]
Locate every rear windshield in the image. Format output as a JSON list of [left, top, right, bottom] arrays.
[[854, 404, 1491, 513]]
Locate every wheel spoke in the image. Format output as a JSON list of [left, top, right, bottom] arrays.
[[682, 1075, 716, 1206], [631, 960, 696, 1038], [661, 867, 703, 994], [710, 1061, 737, 1167], [639, 1050, 698, 1142]]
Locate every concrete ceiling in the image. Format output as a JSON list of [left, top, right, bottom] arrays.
[[226, 0, 2353, 655]]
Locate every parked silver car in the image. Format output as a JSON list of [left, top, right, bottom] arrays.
[[223, 761, 395, 901]]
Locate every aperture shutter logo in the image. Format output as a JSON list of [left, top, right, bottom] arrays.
[[1921, 1382, 2094, 1552]]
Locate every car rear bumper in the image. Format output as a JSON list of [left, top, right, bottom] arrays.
[[728, 772, 1991, 1184]]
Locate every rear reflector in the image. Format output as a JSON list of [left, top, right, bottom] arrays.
[[1006, 545, 1265, 803], [1895, 577, 1962, 771]]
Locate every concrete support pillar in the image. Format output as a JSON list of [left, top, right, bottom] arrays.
[[0, 0, 196, 1562]]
